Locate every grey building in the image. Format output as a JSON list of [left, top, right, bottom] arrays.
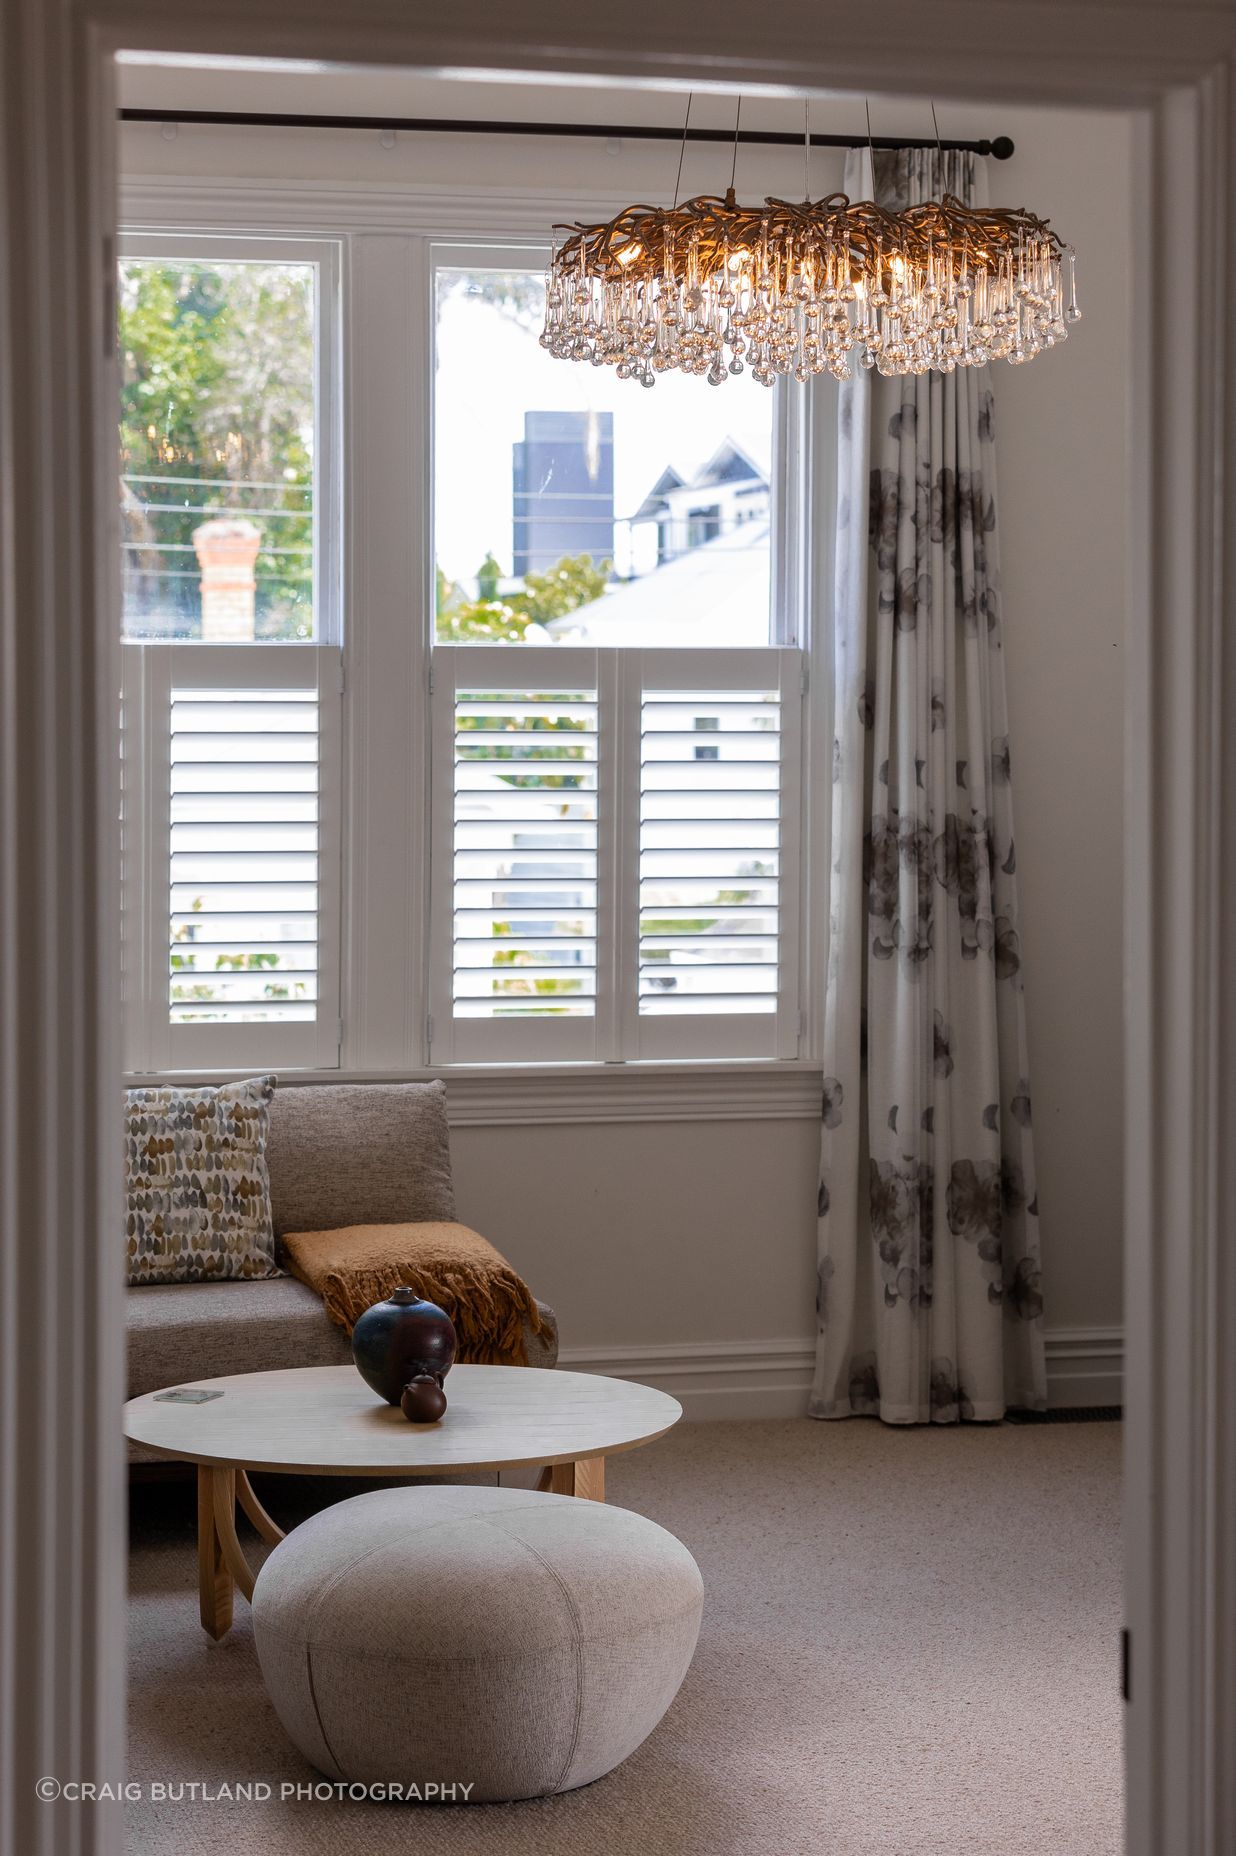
[[513, 410, 614, 576]]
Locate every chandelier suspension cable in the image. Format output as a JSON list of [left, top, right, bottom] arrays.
[[803, 98, 811, 203], [729, 96, 743, 198], [672, 92, 694, 210]]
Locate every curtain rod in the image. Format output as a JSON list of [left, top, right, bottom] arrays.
[[118, 109, 1015, 159]]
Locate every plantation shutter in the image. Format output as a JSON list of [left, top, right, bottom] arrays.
[[429, 645, 612, 1062], [122, 642, 342, 1071], [622, 648, 802, 1060], [430, 644, 799, 1063]]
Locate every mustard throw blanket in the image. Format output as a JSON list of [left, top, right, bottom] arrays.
[[281, 1221, 545, 1366]]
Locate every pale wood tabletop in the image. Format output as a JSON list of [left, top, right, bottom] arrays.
[[124, 1364, 683, 1639]]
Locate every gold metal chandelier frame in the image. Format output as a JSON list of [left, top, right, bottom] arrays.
[[551, 187, 1065, 286]]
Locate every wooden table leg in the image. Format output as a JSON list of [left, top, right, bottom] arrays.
[[197, 1465, 233, 1640], [236, 1469, 285, 1547], [197, 1465, 275, 1637], [211, 1467, 257, 1604], [544, 1457, 606, 1501]]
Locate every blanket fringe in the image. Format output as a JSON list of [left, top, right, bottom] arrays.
[[320, 1260, 543, 1367]]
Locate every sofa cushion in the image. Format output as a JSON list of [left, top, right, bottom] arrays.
[[124, 1075, 278, 1285], [127, 1275, 353, 1402], [266, 1082, 456, 1240]]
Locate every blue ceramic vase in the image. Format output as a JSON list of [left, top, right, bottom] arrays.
[[352, 1286, 457, 1411]]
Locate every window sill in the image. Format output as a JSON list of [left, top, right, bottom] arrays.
[[121, 1059, 825, 1126]]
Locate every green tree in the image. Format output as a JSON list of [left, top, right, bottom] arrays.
[[119, 260, 315, 639], [435, 551, 611, 644], [516, 554, 611, 626], [475, 552, 502, 602], [436, 597, 536, 645], [436, 565, 464, 617]]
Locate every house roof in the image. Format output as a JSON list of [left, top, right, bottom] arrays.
[[543, 516, 771, 647], [631, 435, 769, 524], [632, 464, 687, 523], [691, 435, 768, 490]]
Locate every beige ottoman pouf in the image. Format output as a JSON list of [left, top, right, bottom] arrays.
[[253, 1483, 703, 1803]]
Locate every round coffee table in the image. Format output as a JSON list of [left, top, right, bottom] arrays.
[[124, 1364, 682, 1639]]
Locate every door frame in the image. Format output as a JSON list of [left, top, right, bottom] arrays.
[[2, 5, 1233, 1853]]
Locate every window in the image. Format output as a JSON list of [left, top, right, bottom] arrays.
[[119, 216, 814, 1077], [433, 256, 778, 649], [120, 236, 343, 1072], [120, 251, 321, 642], [428, 252, 803, 1063]]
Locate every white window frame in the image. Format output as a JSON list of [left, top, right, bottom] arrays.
[[115, 187, 829, 1080], [118, 230, 346, 1073]]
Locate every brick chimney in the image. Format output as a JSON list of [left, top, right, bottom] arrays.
[[192, 517, 262, 640]]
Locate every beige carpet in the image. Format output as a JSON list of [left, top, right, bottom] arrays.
[[127, 1418, 1123, 1855]]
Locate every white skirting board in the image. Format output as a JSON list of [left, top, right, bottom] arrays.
[[557, 1327, 1123, 1423]]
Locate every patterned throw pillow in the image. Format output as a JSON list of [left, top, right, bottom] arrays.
[[125, 1076, 279, 1286]]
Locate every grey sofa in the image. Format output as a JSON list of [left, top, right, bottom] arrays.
[[126, 1082, 558, 1464]]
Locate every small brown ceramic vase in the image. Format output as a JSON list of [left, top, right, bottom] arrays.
[[400, 1375, 448, 1425]]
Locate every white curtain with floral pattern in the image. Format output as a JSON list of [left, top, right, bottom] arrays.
[[810, 147, 1047, 1424]]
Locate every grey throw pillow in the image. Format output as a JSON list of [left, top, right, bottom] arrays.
[[265, 1081, 457, 1240], [125, 1075, 278, 1285]]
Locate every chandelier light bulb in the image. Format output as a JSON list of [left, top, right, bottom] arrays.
[[541, 187, 1079, 386]]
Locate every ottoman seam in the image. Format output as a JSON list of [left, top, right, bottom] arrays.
[[304, 1645, 347, 1784], [483, 1525, 585, 1795]]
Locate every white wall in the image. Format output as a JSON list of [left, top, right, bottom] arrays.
[[117, 72, 1130, 1405], [451, 1117, 819, 1344]]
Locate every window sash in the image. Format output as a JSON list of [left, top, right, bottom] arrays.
[[116, 231, 342, 651], [118, 230, 345, 1072]]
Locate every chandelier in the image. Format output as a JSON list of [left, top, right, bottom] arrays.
[[541, 170, 1079, 388]]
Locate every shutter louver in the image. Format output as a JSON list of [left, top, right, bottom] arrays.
[[169, 686, 321, 1023], [639, 685, 783, 1031], [452, 686, 599, 1020]]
